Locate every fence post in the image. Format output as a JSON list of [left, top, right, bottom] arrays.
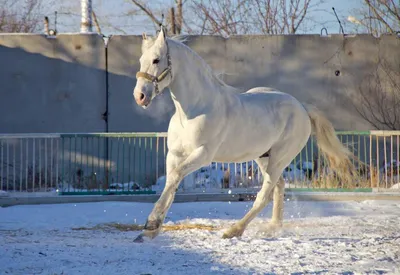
[[81, 0, 93, 33]]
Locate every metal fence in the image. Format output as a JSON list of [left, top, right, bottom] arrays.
[[0, 131, 399, 195]]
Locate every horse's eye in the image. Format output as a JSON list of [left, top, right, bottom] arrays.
[[153, 59, 160, 64]]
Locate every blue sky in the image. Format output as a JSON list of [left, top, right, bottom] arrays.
[[47, 0, 364, 36]]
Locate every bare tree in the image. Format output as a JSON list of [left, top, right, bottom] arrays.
[[353, 59, 400, 130], [189, 0, 253, 36], [0, 0, 43, 33], [188, 0, 325, 37], [130, 0, 184, 35], [130, 0, 324, 37], [349, 0, 400, 36], [253, 0, 324, 34]]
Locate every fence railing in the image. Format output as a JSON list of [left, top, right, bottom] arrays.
[[0, 131, 399, 194]]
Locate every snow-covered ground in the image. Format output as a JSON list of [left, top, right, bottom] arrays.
[[1, 199, 399, 275]]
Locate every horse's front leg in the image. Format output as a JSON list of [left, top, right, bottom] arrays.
[[134, 146, 211, 242]]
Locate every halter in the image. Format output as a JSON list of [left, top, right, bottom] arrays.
[[135, 40, 172, 96]]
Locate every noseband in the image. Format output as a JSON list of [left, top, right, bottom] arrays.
[[135, 40, 172, 96]]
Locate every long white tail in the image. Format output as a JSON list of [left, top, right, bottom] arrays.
[[304, 104, 357, 186]]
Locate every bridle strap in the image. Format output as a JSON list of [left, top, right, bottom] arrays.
[[135, 40, 172, 95], [136, 71, 156, 83], [157, 67, 171, 82]]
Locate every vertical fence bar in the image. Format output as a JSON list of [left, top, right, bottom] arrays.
[[20, 139, 22, 192], [351, 134, 355, 167], [138, 138, 142, 185], [363, 135, 367, 184], [61, 137, 64, 192], [128, 137, 132, 185], [25, 139, 28, 191], [32, 138, 35, 192], [50, 138, 53, 189], [97, 136, 101, 190], [133, 137, 136, 185], [376, 136, 380, 189], [390, 135, 394, 187], [80, 137, 83, 189], [13, 141, 16, 191], [103, 136, 106, 189], [122, 137, 125, 190], [310, 137, 314, 187], [397, 135, 400, 189], [0, 139, 3, 191], [116, 137, 120, 186], [257, 160, 261, 188], [357, 134, 360, 177], [69, 137, 72, 192], [39, 139, 42, 190], [6, 141, 9, 191], [384, 136, 387, 188], [45, 138, 48, 191], [251, 160, 255, 187], [292, 157, 297, 188], [370, 134, 373, 188], [305, 141, 309, 187], [150, 137, 153, 189], [86, 137, 89, 189], [91, 137, 94, 188], [144, 138, 147, 187], [56, 138, 59, 191], [242, 162, 244, 187], [156, 137, 159, 183], [75, 137, 78, 190], [108, 138, 113, 188]]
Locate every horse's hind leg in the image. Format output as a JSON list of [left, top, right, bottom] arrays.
[[222, 157, 280, 239], [257, 176, 285, 236], [272, 176, 285, 224]]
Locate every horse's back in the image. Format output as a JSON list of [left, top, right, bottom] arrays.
[[211, 86, 311, 162], [238, 87, 306, 116]]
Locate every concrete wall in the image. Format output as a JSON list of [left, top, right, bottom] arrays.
[[107, 34, 400, 132], [0, 33, 399, 133], [0, 34, 106, 133]]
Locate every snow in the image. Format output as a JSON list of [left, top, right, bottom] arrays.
[[1, 200, 399, 275], [390, 183, 400, 190]]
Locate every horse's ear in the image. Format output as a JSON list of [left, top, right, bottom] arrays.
[[142, 32, 147, 40], [156, 26, 166, 45], [160, 25, 166, 38]]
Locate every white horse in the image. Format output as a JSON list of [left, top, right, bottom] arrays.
[[132, 28, 355, 242]]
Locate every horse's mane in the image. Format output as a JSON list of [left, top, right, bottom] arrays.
[[141, 35, 240, 93]]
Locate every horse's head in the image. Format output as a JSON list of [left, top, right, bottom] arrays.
[[133, 27, 173, 109]]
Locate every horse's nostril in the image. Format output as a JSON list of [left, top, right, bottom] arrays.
[[140, 93, 145, 101]]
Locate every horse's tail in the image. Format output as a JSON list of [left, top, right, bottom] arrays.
[[304, 104, 357, 187]]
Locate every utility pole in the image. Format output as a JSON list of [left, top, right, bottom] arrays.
[[170, 7, 176, 35], [176, 0, 182, 34], [44, 17, 49, 35], [81, 0, 93, 33]]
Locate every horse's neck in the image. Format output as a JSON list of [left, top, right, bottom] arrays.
[[168, 42, 223, 119]]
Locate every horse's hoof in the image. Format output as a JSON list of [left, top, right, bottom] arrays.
[[257, 222, 283, 237], [133, 230, 158, 243], [133, 234, 145, 243], [222, 233, 233, 239], [222, 227, 244, 239]]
